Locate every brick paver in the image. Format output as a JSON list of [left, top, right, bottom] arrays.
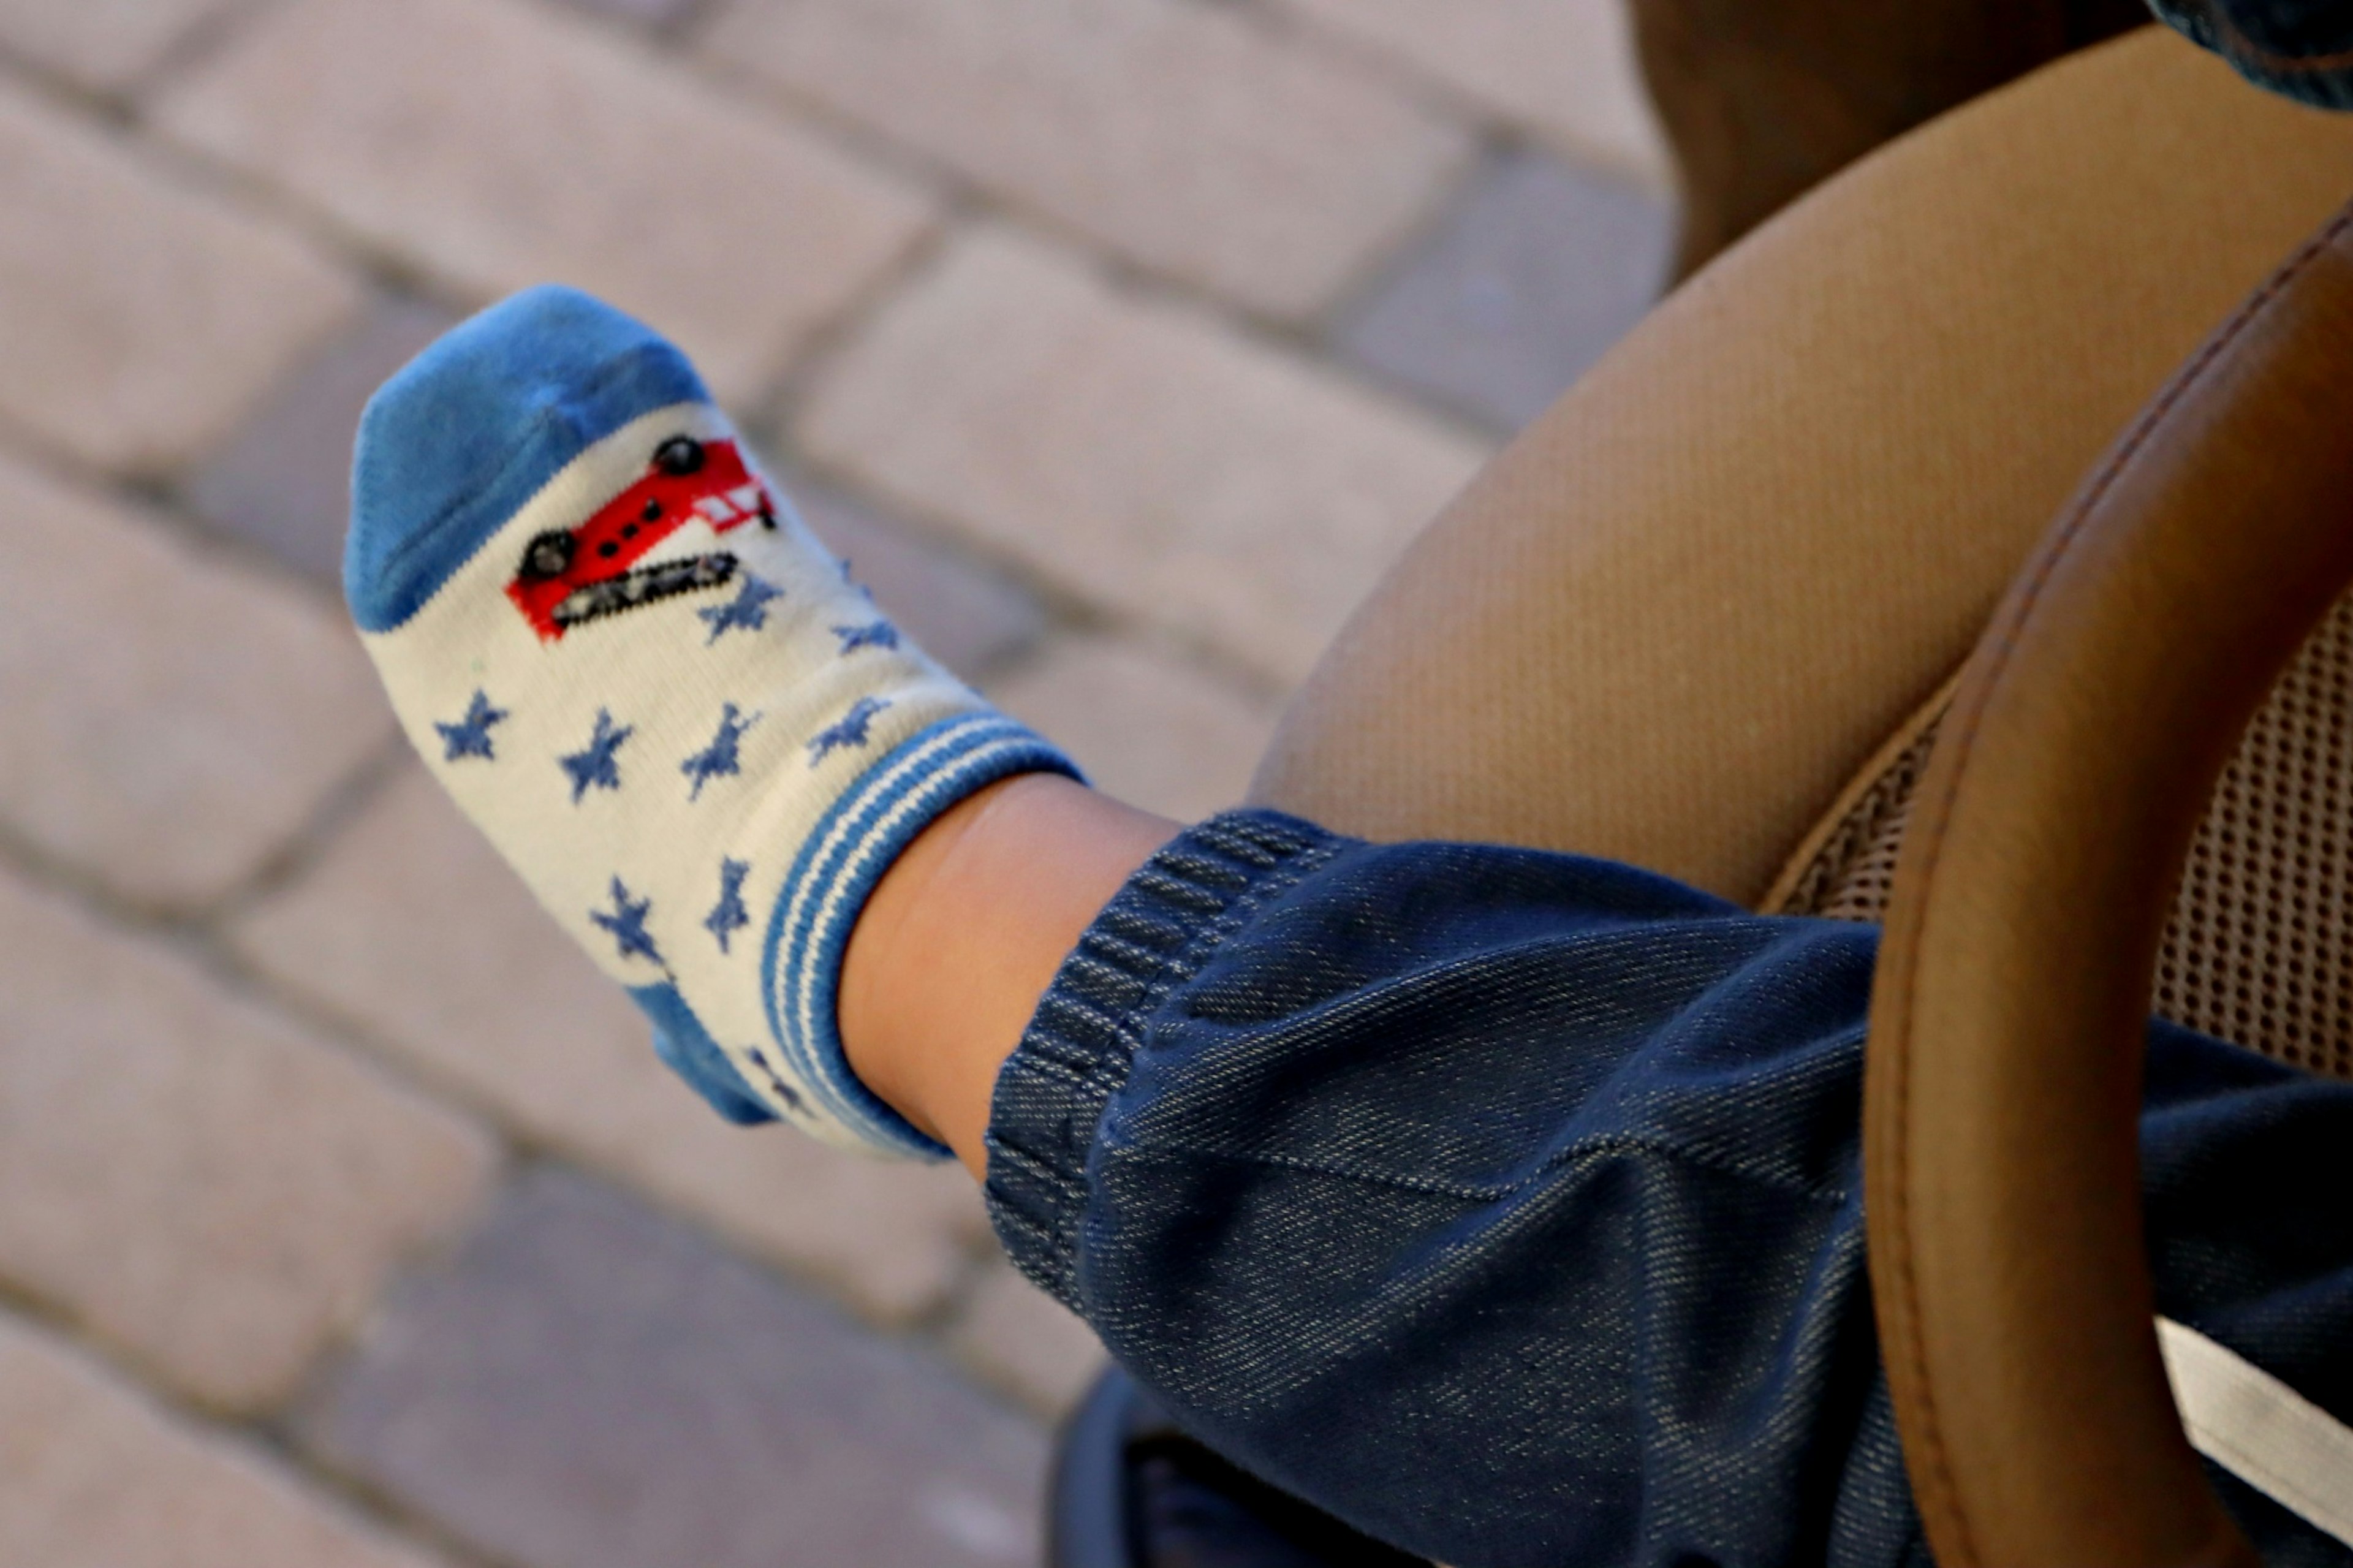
[[156, 0, 933, 404], [0, 452, 392, 911], [704, 0, 1469, 321], [0, 0, 1680, 1551], [186, 295, 460, 586], [302, 1168, 1045, 1568], [555, 0, 699, 28], [0, 0, 234, 93], [947, 1258, 1107, 1420], [0, 80, 358, 475], [0, 865, 494, 1414], [987, 635, 1276, 822], [0, 1313, 449, 1568], [230, 765, 988, 1323], [1280, 0, 1670, 184], [802, 227, 1492, 686], [1341, 149, 1670, 431]]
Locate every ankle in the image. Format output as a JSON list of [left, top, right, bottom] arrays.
[[841, 774, 1175, 1176]]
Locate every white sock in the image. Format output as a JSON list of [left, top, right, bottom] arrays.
[[345, 286, 1075, 1159]]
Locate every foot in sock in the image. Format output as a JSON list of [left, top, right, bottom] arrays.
[[345, 285, 1076, 1159]]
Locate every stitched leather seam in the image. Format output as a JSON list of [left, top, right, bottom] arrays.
[[1882, 206, 2353, 1567]]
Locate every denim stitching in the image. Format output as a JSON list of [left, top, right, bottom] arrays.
[[984, 814, 1341, 1297], [1104, 1126, 1858, 1210], [1031, 830, 1343, 1274]]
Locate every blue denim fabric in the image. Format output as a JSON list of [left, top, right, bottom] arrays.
[[2151, 0, 2353, 110], [983, 812, 2353, 1568]]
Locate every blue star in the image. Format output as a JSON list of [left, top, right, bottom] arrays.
[[704, 857, 751, 953], [831, 620, 900, 654], [698, 572, 783, 644], [589, 877, 662, 966], [806, 695, 889, 765], [434, 689, 507, 762], [681, 703, 761, 800], [559, 709, 634, 803]]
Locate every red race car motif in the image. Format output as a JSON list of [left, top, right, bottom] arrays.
[[507, 434, 776, 641]]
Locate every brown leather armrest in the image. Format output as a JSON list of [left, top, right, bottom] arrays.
[[1868, 199, 2353, 1565]]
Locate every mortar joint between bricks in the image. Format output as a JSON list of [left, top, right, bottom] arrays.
[[649, 32, 963, 219], [202, 735, 413, 932], [900, 1225, 1022, 1347], [680, 37, 1436, 344], [0, 44, 137, 127], [248, 1403, 528, 1568], [0, 1284, 515, 1568], [729, 444, 1298, 707], [1313, 134, 1514, 344], [1264, 3, 1677, 195], [0, 812, 221, 943], [722, 442, 1255, 692], [134, 486, 352, 616], [132, 0, 292, 106], [116, 112, 479, 341], [842, 200, 1504, 458], [738, 210, 960, 431], [650, 0, 734, 47]]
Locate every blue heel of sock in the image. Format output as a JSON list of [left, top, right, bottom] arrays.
[[632, 982, 779, 1127]]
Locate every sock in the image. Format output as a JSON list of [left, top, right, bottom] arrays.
[[344, 286, 1076, 1159]]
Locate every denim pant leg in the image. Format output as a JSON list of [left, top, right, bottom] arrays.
[[2153, 0, 2353, 108], [982, 812, 2353, 1568]]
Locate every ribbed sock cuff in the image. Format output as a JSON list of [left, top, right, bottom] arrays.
[[763, 713, 1082, 1159]]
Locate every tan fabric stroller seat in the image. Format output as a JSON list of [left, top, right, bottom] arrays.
[[1241, 21, 2353, 1562], [1254, 25, 2353, 917]]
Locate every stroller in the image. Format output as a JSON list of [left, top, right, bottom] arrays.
[[1047, 25, 2353, 1566]]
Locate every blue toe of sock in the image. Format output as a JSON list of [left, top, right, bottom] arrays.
[[346, 284, 710, 634]]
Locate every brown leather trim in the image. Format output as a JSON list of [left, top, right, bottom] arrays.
[[1867, 200, 2353, 1566], [1759, 669, 1961, 914]]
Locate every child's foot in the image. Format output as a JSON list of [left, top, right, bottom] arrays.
[[345, 286, 1074, 1158]]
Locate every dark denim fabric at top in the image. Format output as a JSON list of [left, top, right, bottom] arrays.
[[2154, 0, 2353, 107], [983, 813, 2353, 1568]]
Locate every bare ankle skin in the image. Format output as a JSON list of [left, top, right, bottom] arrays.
[[839, 773, 1176, 1178]]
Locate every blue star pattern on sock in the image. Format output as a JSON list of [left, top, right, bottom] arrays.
[[560, 709, 634, 803], [346, 286, 1087, 1159], [704, 857, 751, 953], [831, 621, 900, 654], [806, 695, 889, 765], [589, 877, 661, 965], [697, 572, 783, 645], [434, 689, 507, 762], [681, 703, 760, 800], [745, 1046, 803, 1110]]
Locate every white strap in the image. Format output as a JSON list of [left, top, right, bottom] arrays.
[[2158, 1315, 2353, 1548]]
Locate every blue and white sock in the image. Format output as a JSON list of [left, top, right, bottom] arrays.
[[345, 286, 1075, 1159]]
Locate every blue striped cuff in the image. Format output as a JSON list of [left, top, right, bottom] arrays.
[[759, 711, 1082, 1159]]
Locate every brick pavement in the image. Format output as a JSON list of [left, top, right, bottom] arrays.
[[0, 0, 1669, 1560]]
